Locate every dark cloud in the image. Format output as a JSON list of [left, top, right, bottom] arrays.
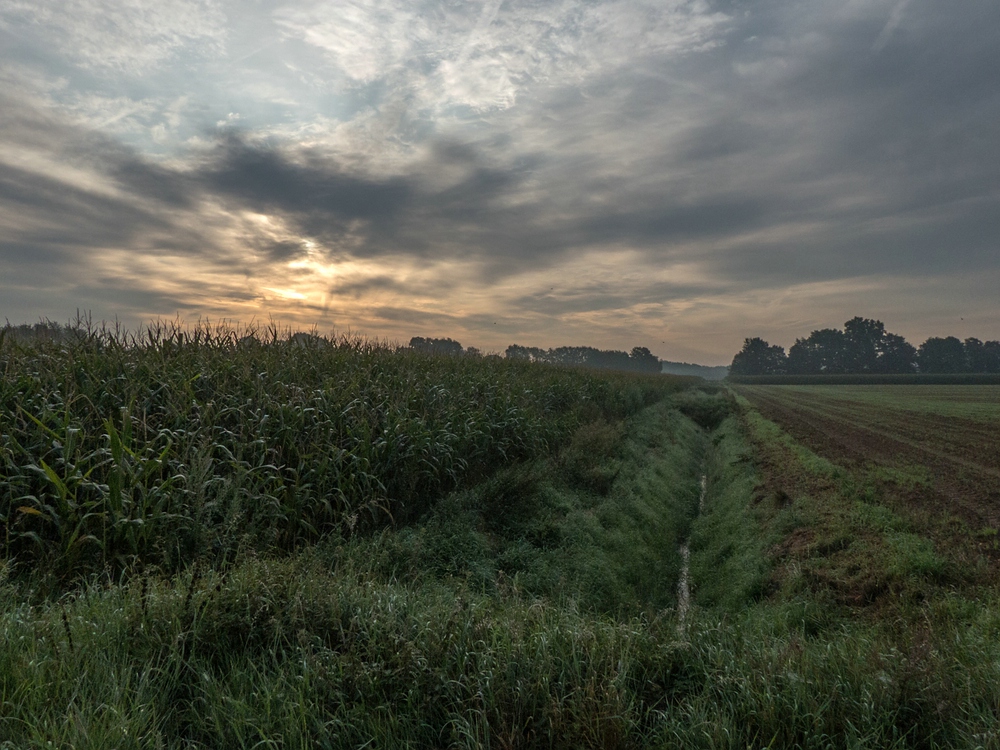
[[0, 240, 71, 269], [175, 134, 553, 266], [0, 162, 172, 257], [431, 167, 524, 219], [244, 237, 308, 262], [723, 2, 1000, 197], [329, 275, 414, 298], [580, 200, 768, 246], [675, 118, 766, 163], [69, 283, 205, 314], [109, 156, 195, 209], [513, 280, 717, 316], [201, 134, 414, 220]]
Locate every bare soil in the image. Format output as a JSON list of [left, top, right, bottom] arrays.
[[739, 386, 1000, 531]]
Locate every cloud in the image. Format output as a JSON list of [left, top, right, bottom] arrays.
[[274, 0, 729, 114], [0, 0, 227, 73], [200, 134, 414, 222], [872, 0, 911, 53], [1, 0, 999, 361]]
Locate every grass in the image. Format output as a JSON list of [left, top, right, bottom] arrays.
[[727, 390, 964, 605], [0, 553, 658, 748], [727, 373, 1000, 385], [687, 414, 770, 611], [368, 397, 706, 615], [744, 384, 1000, 422], [736, 382, 1000, 589]]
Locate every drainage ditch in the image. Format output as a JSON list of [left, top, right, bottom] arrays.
[[676, 473, 707, 637]]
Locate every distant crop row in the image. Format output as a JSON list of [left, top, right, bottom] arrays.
[[0, 322, 689, 579], [727, 373, 1000, 385]]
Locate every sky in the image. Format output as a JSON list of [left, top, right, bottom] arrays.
[[1, 0, 998, 365]]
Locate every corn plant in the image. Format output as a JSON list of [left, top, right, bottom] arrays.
[[1, 320, 689, 578]]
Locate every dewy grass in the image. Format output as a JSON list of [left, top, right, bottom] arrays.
[[688, 414, 770, 611], [730, 390, 845, 483], [0, 550, 667, 748], [4, 541, 1000, 749], [361, 398, 707, 615]]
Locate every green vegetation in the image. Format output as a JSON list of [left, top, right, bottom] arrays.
[[3, 327, 1000, 747], [738, 383, 1000, 422], [728, 372, 1000, 385], [505, 343, 662, 374], [0, 322, 683, 580]]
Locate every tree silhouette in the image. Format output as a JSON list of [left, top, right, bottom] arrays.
[[630, 346, 662, 374], [787, 328, 846, 374], [745, 318, 921, 375], [843, 317, 886, 373], [503, 343, 663, 373], [730, 320, 998, 376], [965, 338, 987, 372], [730, 337, 787, 376], [980, 340, 1000, 373], [918, 337, 966, 373], [878, 333, 918, 373]]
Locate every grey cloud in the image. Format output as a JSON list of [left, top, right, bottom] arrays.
[[108, 156, 195, 209], [329, 275, 414, 298], [579, 200, 768, 246], [723, 2, 1000, 191], [675, 118, 766, 163], [513, 279, 719, 316], [258, 239, 307, 262], [576, 0, 1000, 295], [201, 135, 414, 220], [184, 134, 555, 265], [0, 163, 172, 254], [0, 240, 71, 270], [68, 283, 204, 314], [431, 167, 525, 219], [367, 306, 528, 341], [699, 196, 1000, 292]]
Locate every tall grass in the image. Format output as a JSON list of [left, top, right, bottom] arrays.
[[4, 528, 1000, 748], [378, 399, 709, 614], [0, 321, 685, 580]]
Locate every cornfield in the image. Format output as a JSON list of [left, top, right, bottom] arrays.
[[0, 321, 684, 578]]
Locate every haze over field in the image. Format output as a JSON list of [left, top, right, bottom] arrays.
[[1, 0, 998, 364]]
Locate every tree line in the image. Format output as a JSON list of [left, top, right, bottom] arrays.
[[409, 338, 662, 374], [730, 317, 1000, 376], [504, 344, 662, 373]]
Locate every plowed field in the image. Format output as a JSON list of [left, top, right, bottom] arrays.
[[737, 385, 1000, 529]]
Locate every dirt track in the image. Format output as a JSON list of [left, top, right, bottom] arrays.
[[738, 386, 1000, 529]]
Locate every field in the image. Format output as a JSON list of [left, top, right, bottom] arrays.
[[738, 385, 1000, 531], [4, 330, 1000, 748]]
